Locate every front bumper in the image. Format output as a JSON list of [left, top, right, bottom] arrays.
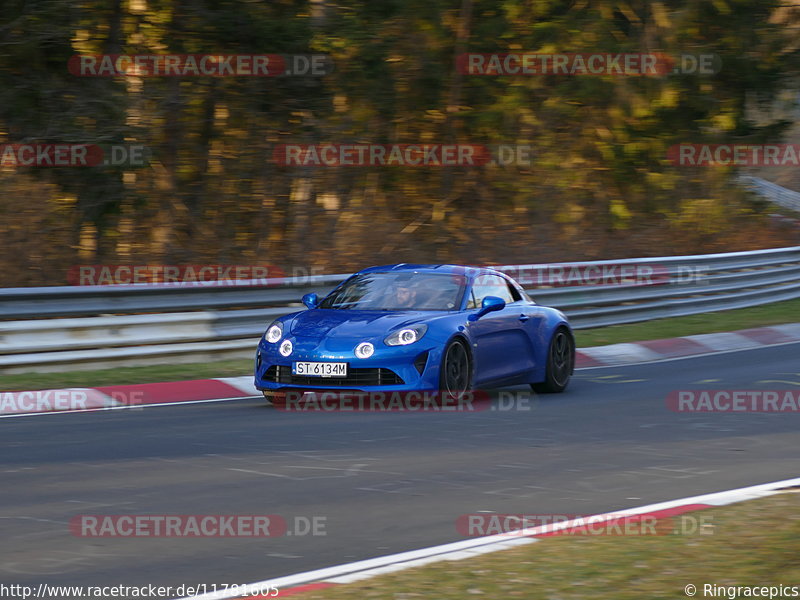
[[254, 340, 443, 393]]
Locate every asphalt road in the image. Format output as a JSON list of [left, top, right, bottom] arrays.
[[1, 344, 799, 597]]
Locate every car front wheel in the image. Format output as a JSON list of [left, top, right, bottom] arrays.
[[439, 338, 472, 398], [531, 328, 574, 393]]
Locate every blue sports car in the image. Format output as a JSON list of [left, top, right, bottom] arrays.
[[254, 264, 575, 400]]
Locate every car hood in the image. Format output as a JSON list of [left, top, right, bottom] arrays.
[[288, 309, 428, 341]]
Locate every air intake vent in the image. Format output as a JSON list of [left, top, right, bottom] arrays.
[[263, 365, 404, 387]]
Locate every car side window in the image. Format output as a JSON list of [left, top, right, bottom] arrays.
[[469, 274, 515, 307]]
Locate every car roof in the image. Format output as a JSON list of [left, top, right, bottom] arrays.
[[356, 263, 509, 280]]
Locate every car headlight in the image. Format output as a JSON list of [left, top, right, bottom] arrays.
[[354, 342, 374, 358], [384, 324, 428, 346], [265, 322, 283, 343], [279, 339, 293, 357]]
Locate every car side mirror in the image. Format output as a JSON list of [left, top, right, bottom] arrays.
[[302, 293, 319, 309], [468, 295, 506, 321]]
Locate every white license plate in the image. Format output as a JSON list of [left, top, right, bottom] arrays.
[[293, 362, 348, 377]]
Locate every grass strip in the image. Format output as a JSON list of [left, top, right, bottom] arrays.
[[301, 492, 800, 600], [574, 297, 800, 347]]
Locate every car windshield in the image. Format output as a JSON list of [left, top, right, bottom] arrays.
[[318, 271, 465, 311]]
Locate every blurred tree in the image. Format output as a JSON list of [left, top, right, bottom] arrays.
[[0, 0, 798, 285]]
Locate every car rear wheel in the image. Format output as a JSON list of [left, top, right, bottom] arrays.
[[531, 328, 574, 393], [440, 338, 472, 398]]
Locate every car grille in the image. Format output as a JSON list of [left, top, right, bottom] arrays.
[[263, 365, 405, 387]]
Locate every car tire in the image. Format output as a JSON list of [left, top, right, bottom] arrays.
[[262, 390, 280, 406], [439, 338, 472, 399], [531, 327, 574, 393]]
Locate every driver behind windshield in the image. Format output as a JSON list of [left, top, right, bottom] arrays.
[[394, 281, 418, 309], [319, 272, 462, 311]]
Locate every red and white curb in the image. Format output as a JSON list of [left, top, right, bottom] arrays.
[[2, 322, 799, 417], [575, 323, 800, 368], [174, 476, 800, 600], [0, 376, 258, 418]]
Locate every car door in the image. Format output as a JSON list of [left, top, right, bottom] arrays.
[[467, 274, 537, 384]]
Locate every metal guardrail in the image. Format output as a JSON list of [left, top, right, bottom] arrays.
[[741, 175, 800, 212], [494, 247, 800, 328], [0, 274, 348, 320], [1, 246, 800, 373]]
